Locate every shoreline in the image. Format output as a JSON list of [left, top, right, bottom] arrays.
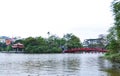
[[0, 51, 24, 53]]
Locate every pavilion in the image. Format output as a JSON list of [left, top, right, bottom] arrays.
[[12, 43, 24, 52]]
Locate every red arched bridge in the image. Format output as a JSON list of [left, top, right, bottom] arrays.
[[63, 48, 108, 53]]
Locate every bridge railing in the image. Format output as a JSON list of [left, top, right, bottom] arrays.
[[64, 48, 108, 53]]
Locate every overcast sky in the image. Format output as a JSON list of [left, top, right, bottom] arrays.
[[0, 0, 114, 41]]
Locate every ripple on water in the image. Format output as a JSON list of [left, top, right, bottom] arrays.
[[0, 53, 120, 76]]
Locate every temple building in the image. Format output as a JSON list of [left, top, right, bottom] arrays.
[[12, 43, 24, 52]]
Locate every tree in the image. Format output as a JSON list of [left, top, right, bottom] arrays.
[[107, 0, 120, 53], [63, 33, 82, 49], [35, 36, 47, 45], [112, 0, 120, 40], [0, 42, 7, 51], [11, 33, 82, 53], [24, 37, 37, 46], [47, 35, 63, 52]]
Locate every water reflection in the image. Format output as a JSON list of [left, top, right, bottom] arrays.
[[105, 69, 120, 76], [0, 53, 120, 76]]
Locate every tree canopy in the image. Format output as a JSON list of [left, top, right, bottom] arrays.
[[13, 33, 82, 53], [107, 0, 120, 53]]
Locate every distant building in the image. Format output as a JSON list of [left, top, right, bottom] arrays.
[[83, 38, 107, 48], [0, 38, 6, 43], [5, 39, 11, 45], [0, 36, 10, 43], [0, 36, 22, 45], [12, 43, 24, 52]]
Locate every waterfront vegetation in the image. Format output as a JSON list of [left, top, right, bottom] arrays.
[[0, 33, 82, 53], [105, 0, 120, 63], [19, 33, 82, 53]]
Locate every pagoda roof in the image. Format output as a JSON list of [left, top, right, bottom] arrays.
[[12, 43, 24, 48]]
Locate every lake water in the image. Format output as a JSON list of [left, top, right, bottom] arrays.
[[0, 53, 120, 76]]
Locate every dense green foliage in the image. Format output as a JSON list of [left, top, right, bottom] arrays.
[[105, 53, 120, 63], [0, 42, 12, 51], [63, 33, 82, 49], [107, 0, 120, 53], [13, 33, 82, 53], [106, 0, 120, 63]]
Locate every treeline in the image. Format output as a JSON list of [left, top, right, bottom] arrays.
[[105, 0, 120, 63], [0, 42, 12, 51], [13, 33, 82, 53]]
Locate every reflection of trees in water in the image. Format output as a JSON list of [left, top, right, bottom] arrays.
[[23, 60, 43, 73], [105, 69, 120, 76], [62, 57, 80, 72], [98, 57, 113, 71], [98, 57, 108, 69], [22, 57, 81, 75], [98, 57, 120, 76], [23, 59, 60, 73]]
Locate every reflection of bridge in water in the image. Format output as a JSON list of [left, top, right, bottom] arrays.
[[63, 48, 108, 53]]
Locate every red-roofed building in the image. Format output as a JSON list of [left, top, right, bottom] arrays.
[[12, 43, 24, 52]]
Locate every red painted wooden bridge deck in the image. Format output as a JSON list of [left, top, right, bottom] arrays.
[[63, 48, 108, 53]]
